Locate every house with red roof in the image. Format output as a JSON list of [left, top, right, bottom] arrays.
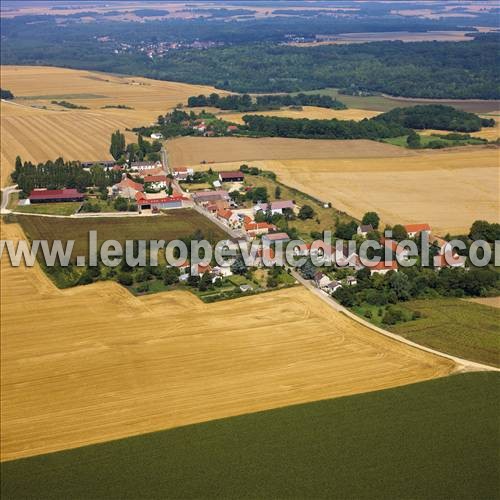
[[28, 188, 84, 204], [219, 171, 244, 183], [433, 253, 467, 270], [404, 223, 431, 238], [367, 260, 398, 275], [143, 174, 171, 190], [244, 221, 277, 238], [135, 192, 187, 210], [112, 175, 144, 199]]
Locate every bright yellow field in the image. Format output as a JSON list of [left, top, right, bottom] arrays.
[[219, 106, 380, 124], [420, 123, 500, 141], [0, 221, 454, 461], [0, 65, 223, 186], [167, 136, 410, 167]]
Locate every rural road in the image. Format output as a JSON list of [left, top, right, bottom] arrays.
[[0, 185, 19, 214], [290, 270, 500, 373]]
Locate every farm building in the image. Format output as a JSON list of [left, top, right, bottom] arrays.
[[150, 133, 163, 140], [192, 190, 230, 204], [357, 224, 374, 237], [404, 223, 431, 238], [135, 193, 187, 210], [131, 161, 162, 171], [368, 260, 398, 275], [262, 232, 291, 244], [28, 188, 84, 204], [81, 160, 115, 168], [173, 167, 194, 181], [111, 176, 144, 199], [254, 200, 295, 215], [219, 171, 244, 183], [244, 221, 277, 238]]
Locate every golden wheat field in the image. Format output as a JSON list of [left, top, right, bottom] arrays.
[[218, 107, 381, 124], [167, 136, 410, 167], [0, 65, 222, 186], [0, 221, 454, 461]]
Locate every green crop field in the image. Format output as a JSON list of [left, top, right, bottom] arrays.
[[1, 372, 498, 499], [16, 210, 228, 259], [14, 202, 82, 216], [391, 299, 500, 367]]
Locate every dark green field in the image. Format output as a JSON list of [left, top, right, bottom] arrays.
[[2, 372, 499, 500], [16, 210, 228, 258], [391, 299, 500, 367]]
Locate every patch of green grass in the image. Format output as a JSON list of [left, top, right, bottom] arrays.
[[382, 134, 488, 149], [390, 298, 500, 367], [1, 372, 498, 499], [14, 202, 82, 216], [352, 303, 387, 326]]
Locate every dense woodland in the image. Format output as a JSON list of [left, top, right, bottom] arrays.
[[187, 93, 346, 111], [242, 114, 409, 139], [375, 105, 495, 133], [1, 7, 498, 99]]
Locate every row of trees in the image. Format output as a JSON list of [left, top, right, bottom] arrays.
[[11, 156, 122, 195], [242, 114, 408, 139], [187, 92, 346, 111]]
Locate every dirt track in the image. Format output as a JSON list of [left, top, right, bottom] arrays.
[[0, 222, 454, 461]]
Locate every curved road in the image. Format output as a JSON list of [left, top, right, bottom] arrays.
[[290, 270, 499, 373]]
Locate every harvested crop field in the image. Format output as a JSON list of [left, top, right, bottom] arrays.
[[167, 136, 409, 167], [0, 221, 454, 461], [219, 106, 380, 124], [0, 65, 222, 186]]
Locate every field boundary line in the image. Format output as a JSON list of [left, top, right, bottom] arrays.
[[291, 270, 500, 373]]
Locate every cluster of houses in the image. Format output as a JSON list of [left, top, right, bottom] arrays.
[[310, 222, 467, 295], [109, 161, 192, 212], [191, 120, 239, 137]]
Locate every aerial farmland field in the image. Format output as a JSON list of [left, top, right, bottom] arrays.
[[0, 221, 454, 461], [167, 136, 411, 167], [0, 65, 223, 186], [173, 138, 499, 235]]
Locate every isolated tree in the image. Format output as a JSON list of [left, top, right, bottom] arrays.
[[110, 130, 126, 160], [298, 204, 315, 220], [231, 255, 248, 275], [275, 186, 281, 199], [300, 259, 317, 280], [362, 211, 380, 229]]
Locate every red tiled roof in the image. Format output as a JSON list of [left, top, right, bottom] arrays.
[[367, 260, 398, 271], [29, 188, 84, 201], [244, 222, 276, 231], [135, 193, 186, 204], [219, 171, 244, 180], [217, 209, 233, 220], [117, 177, 144, 192], [404, 223, 431, 234]]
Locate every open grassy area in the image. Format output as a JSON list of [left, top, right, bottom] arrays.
[[382, 134, 487, 149], [15, 209, 227, 258], [301, 88, 500, 113], [1, 372, 498, 499], [14, 202, 82, 216], [391, 299, 500, 367]]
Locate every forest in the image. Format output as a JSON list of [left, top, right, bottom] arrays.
[[1, 12, 499, 99], [374, 105, 495, 133]]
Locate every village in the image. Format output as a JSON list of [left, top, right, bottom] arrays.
[[10, 138, 468, 305]]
